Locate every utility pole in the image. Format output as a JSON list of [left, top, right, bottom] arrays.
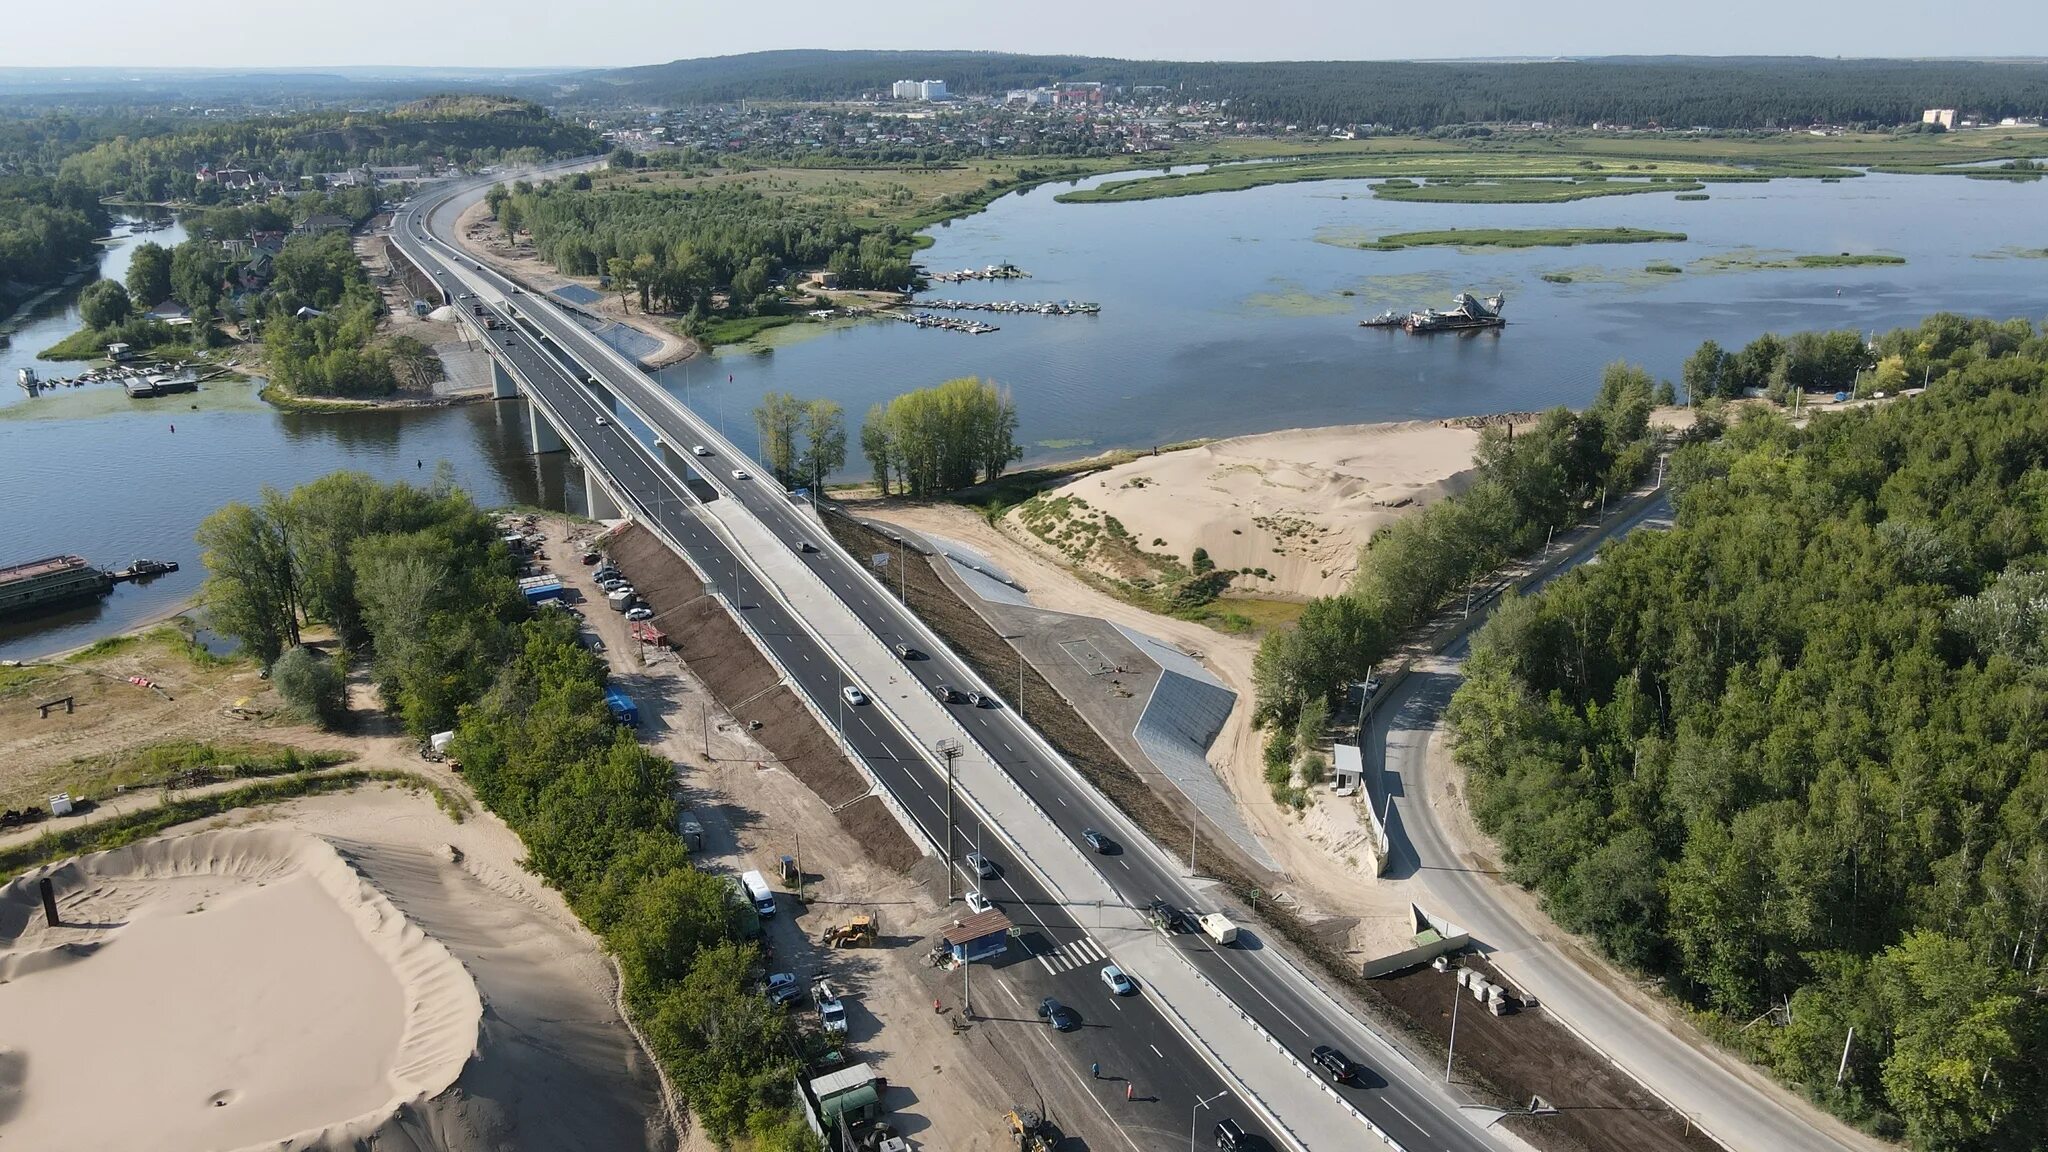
[[936, 739, 960, 902], [962, 945, 972, 1019], [1836, 1026, 1855, 1086], [1446, 976, 1461, 1083]]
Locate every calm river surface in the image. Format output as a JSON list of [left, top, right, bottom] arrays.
[[6, 169, 2046, 658]]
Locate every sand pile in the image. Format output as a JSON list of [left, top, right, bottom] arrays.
[[0, 828, 482, 1152], [1031, 420, 1485, 599]]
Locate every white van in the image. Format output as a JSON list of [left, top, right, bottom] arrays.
[[740, 869, 777, 917]]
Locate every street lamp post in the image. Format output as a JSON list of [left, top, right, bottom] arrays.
[[1191, 1090, 1229, 1152], [936, 739, 961, 902]]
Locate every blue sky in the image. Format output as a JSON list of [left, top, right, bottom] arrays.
[[8, 0, 2046, 69]]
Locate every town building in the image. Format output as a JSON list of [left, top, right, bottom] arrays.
[[1922, 108, 1958, 129]]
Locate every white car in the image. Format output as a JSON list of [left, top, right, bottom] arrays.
[[765, 972, 803, 1006], [692, 445, 711, 457], [841, 685, 867, 707], [595, 416, 610, 427], [731, 468, 751, 480], [964, 889, 993, 913], [625, 607, 654, 621]]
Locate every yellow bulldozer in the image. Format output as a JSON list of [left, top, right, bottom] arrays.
[[1005, 1108, 1052, 1152], [822, 914, 878, 948]]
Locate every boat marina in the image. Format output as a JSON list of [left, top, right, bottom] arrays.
[[20, 360, 220, 398], [914, 299, 1100, 316], [892, 311, 1000, 334], [924, 262, 1029, 283]]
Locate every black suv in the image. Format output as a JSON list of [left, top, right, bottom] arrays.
[[1214, 1119, 1249, 1152], [1148, 898, 1191, 933], [1037, 997, 1079, 1032], [1311, 1044, 1356, 1083]]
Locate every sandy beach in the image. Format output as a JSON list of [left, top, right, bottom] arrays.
[[1028, 419, 1487, 599]]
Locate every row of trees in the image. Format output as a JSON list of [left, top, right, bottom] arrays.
[[1681, 329, 1875, 401], [259, 231, 407, 397], [859, 376, 1024, 498], [452, 613, 817, 1149], [1253, 362, 1662, 728], [1445, 314, 2048, 1151], [751, 393, 848, 491]]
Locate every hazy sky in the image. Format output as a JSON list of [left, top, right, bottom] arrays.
[[8, 0, 2046, 70]]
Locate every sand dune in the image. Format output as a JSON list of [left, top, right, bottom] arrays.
[[0, 828, 482, 1152], [1032, 420, 1484, 599]]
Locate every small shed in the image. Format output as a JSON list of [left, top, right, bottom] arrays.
[[940, 908, 1013, 964], [810, 1062, 883, 1126], [105, 342, 133, 361], [1331, 743, 1363, 794]]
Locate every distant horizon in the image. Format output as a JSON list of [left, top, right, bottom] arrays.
[[6, 0, 2048, 72]]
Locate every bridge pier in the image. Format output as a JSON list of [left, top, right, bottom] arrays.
[[491, 358, 518, 400], [582, 469, 624, 521], [528, 396, 566, 455], [655, 437, 694, 480]]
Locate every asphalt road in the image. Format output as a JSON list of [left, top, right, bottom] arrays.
[[394, 174, 1504, 1152], [1370, 492, 1864, 1152]]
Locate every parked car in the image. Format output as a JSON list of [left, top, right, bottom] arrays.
[[841, 685, 867, 707], [1100, 964, 1136, 996], [580, 551, 602, 566], [966, 851, 997, 879], [1082, 828, 1115, 854], [601, 578, 628, 592], [964, 889, 993, 913], [1036, 997, 1078, 1032], [765, 972, 803, 1006], [625, 607, 654, 621], [1311, 1045, 1356, 1084]]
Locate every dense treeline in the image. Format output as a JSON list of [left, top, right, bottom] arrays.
[[1252, 364, 1663, 728], [452, 616, 816, 1150], [196, 473, 524, 735], [198, 474, 817, 1147], [859, 376, 1022, 498], [585, 51, 2048, 130], [53, 97, 599, 202], [0, 173, 109, 311], [498, 175, 915, 312], [1447, 315, 2048, 1151]]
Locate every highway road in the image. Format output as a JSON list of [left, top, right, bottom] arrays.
[[1370, 492, 1867, 1152], [393, 171, 1508, 1152]]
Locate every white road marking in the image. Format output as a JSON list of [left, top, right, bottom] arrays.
[[1150, 1044, 1164, 1059]]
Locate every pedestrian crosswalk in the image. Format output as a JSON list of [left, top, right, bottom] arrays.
[[1037, 934, 1107, 974]]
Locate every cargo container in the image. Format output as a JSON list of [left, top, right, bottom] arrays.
[[604, 687, 639, 727]]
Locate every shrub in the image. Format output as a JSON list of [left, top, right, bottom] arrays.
[[271, 646, 347, 729]]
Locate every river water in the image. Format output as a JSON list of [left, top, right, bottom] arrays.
[[5, 170, 2046, 658]]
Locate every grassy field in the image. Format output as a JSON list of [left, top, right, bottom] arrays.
[[1374, 179, 1707, 204], [1347, 227, 1687, 250], [1646, 262, 1685, 274], [589, 156, 1132, 237], [1052, 126, 2048, 206]]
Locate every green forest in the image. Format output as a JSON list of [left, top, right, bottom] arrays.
[[0, 174, 109, 312], [495, 173, 917, 318], [1447, 315, 2048, 1151], [197, 474, 818, 1149], [587, 51, 2048, 130], [859, 376, 1024, 498]]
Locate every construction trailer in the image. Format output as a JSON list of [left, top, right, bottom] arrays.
[[810, 1063, 884, 1128], [940, 908, 1013, 964]]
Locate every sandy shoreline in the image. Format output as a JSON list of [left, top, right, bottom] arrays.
[[1022, 418, 1490, 599]]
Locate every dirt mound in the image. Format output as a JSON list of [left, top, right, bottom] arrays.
[[0, 828, 482, 1152]]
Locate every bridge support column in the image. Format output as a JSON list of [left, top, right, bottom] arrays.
[[491, 358, 518, 400], [528, 397, 565, 455], [583, 470, 623, 521], [655, 437, 695, 480]]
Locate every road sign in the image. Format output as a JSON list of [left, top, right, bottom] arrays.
[[872, 553, 890, 570]]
